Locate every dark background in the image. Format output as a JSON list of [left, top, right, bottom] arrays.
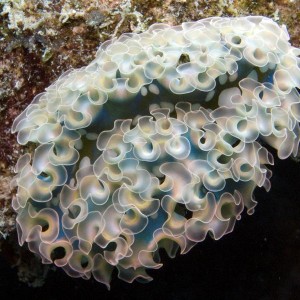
[[0, 150, 300, 300]]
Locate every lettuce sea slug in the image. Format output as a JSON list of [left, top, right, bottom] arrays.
[[11, 16, 300, 289]]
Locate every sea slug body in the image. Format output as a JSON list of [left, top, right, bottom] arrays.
[[11, 16, 300, 288]]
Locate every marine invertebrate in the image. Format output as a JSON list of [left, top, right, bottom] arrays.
[[11, 16, 300, 289]]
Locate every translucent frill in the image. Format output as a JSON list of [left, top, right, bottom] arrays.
[[11, 16, 300, 288]]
